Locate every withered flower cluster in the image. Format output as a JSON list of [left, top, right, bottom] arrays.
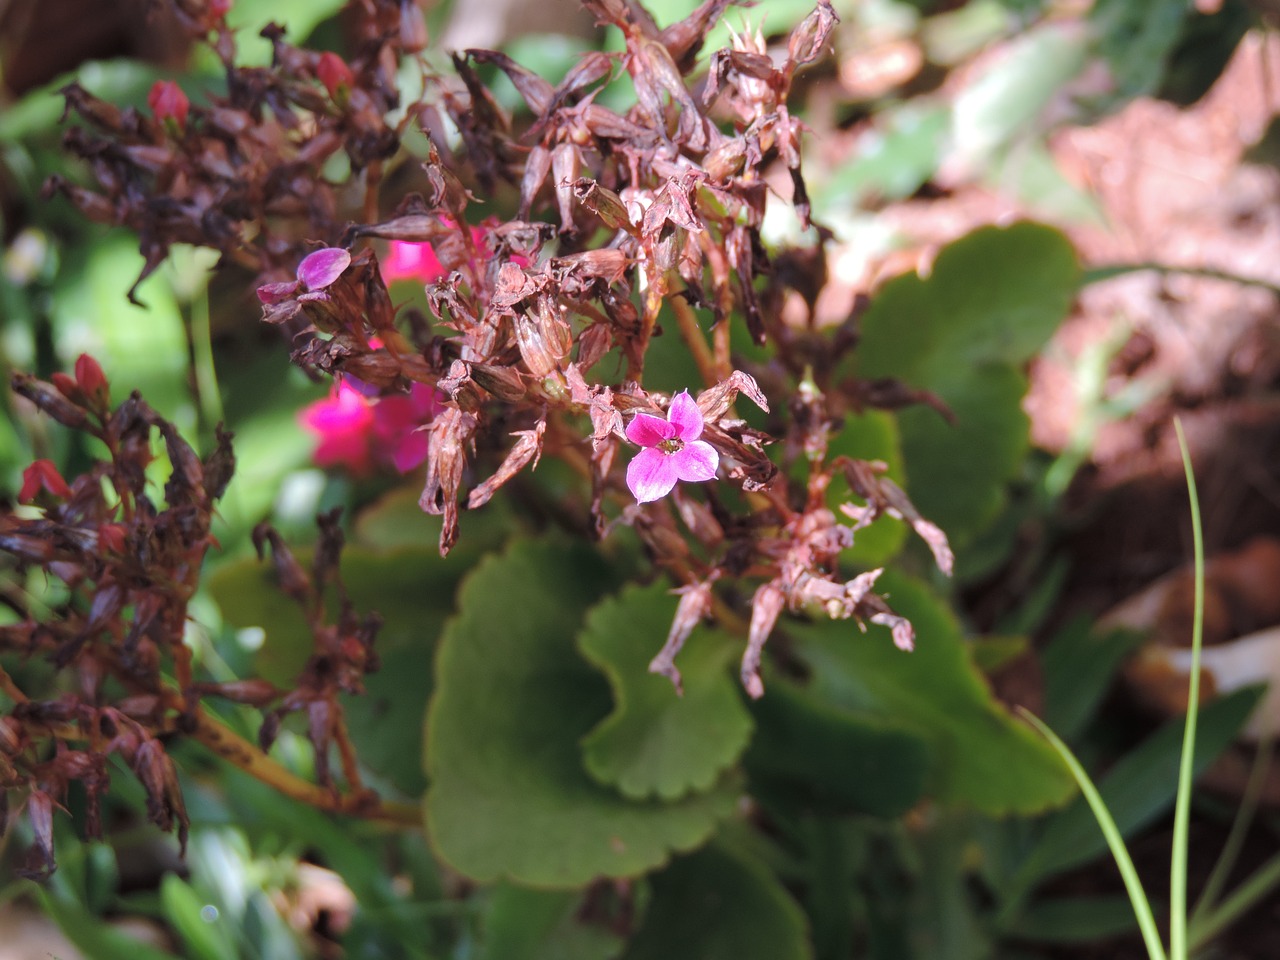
[[42, 0, 954, 729], [0, 360, 390, 877]]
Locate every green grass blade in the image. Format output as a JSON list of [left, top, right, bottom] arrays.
[[1018, 707, 1168, 960], [1169, 418, 1203, 960]]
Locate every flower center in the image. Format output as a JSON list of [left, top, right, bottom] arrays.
[[658, 438, 684, 455]]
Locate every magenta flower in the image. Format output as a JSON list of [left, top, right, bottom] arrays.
[[625, 390, 719, 503], [257, 247, 351, 305], [299, 381, 377, 475], [382, 241, 446, 285]]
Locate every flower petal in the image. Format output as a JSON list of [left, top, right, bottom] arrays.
[[627, 448, 680, 502], [626, 411, 677, 447], [297, 247, 351, 290], [673, 440, 718, 483], [667, 389, 704, 441]]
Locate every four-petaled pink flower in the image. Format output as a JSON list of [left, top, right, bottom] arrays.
[[626, 390, 718, 503]]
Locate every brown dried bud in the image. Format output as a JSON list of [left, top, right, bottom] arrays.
[[649, 579, 715, 694], [742, 580, 785, 699]]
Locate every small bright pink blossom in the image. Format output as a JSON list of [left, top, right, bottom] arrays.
[[300, 381, 377, 474], [299, 378, 445, 476], [625, 390, 719, 503], [382, 241, 446, 285]]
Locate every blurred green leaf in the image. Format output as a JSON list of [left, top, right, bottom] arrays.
[[37, 889, 183, 960], [578, 581, 753, 801], [1041, 620, 1147, 742], [1004, 895, 1139, 942], [950, 22, 1088, 174], [425, 540, 738, 887], [1090, 0, 1189, 105], [792, 569, 1074, 814], [1014, 685, 1264, 887], [479, 884, 624, 960], [50, 235, 193, 426], [822, 103, 949, 210], [1155, 0, 1251, 107], [745, 676, 929, 818], [160, 874, 237, 960], [620, 843, 811, 960]]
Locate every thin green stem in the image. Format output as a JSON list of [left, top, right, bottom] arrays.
[[1190, 734, 1274, 926], [1169, 418, 1203, 960], [191, 284, 225, 437], [1019, 708, 1169, 960], [1188, 849, 1280, 951]]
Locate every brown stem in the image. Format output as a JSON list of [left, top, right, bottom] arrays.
[[669, 295, 718, 388]]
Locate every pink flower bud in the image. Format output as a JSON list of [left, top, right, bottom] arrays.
[[317, 52, 355, 102], [147, 80, 189, 129]]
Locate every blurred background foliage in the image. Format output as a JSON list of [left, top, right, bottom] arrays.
[[2, 0, 1278, 957]]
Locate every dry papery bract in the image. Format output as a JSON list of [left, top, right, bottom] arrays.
[[17, 1, 956, 876]]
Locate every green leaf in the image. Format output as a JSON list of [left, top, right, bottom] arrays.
[[744, 676, 928, 818], [424, 541, 738, 887], [854, 223, 1078, 552], [856, 222, 1078, 391], [620, 843, 811, 960], [1004, 895, 1139, 943], [479, 884, 624, 960], [1041, 620, 1147, 742], [1090, 0, 1190, 105], [791, 570, 1074, 815], [1014, 685, 1264, 887], [160, 873, 237, 960], [578, 581, 753, 801], [824, 411, 908, 567], [894, 365, 1029, 551], [37, 890, 184, 960], [208, 543, 458, 796]]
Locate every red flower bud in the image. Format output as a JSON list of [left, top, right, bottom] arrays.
[[209, 0, 232, 16], [317, 52, 355, 102], [50, 372, 77, 399], [147, 80, 189, 129], [74, 353, 109, 405], [98, 523, 127, 553], [19, 460, 73, 503]]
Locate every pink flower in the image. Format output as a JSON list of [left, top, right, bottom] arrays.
[[299, 378, 445, 476], [316, 52, 355, 103], [299, 381, 377, 474], [371, 382, 444, 473], [258, 247, 351, 305], [625, 391, 719, 503], [382, 241, 446, 285]]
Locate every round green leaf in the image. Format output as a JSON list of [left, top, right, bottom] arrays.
[[791, 570, 1073, 815], [856, 222, 1078, 390], [424, 541, 739, 887], [578, 581, 754, 801], [479, 884, 624, 960], [620, 843, 811, 960]]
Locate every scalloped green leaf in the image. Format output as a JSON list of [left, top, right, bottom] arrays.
[[744, 676, 928, 818], [853, 223, 1078, 554], [424, 541, 738, 887], [577, 581, 753, 801], [620, 843, 811, 960], [790, 570, 1073, 815]]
